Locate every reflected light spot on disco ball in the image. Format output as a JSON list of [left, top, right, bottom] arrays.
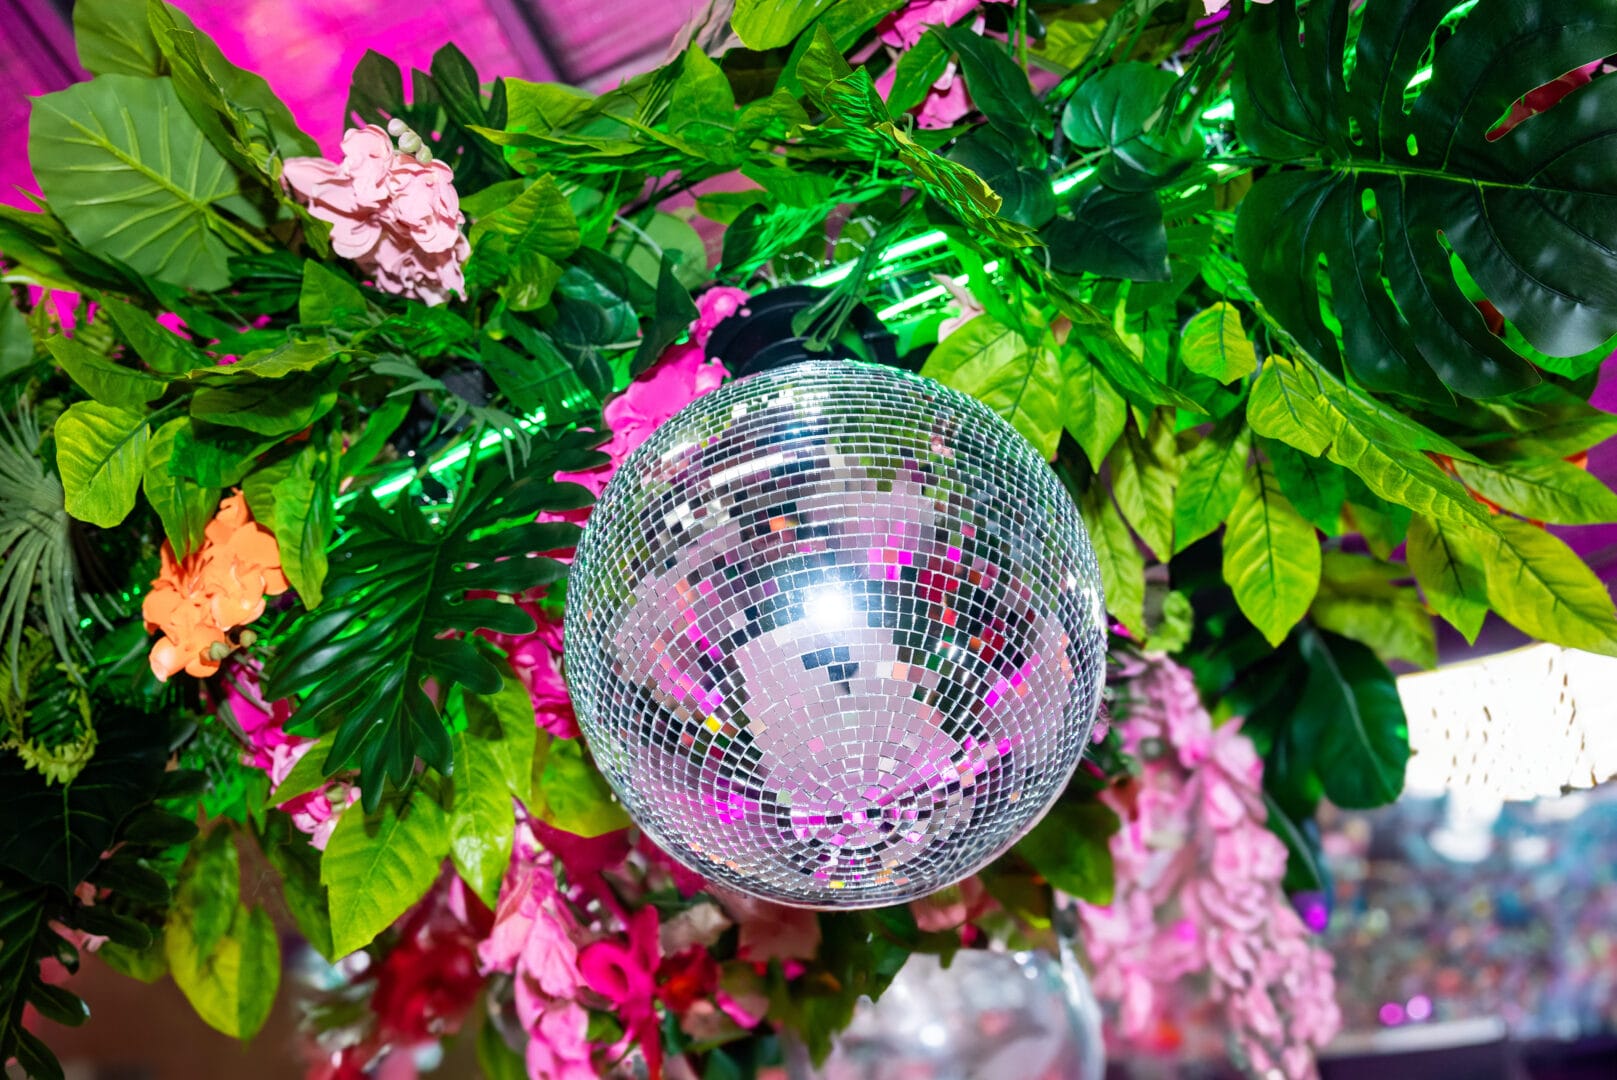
[[564, 360, 1105, 908]]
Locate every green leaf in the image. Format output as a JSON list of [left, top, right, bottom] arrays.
[[477, 1014, 529, 1080], [100, 297, 209, 375], [1061, 350, 1127, 470], [1061, 62, 1196, 188], [886, 30, 950, 114], [190, 371, 340, 437], [166, 901, 279, 1040], [1297, 629, 1410, 809], [935, 25, 1051, 157], [0, 304, 32, 380], [1310, 552, 1436, 669], [266, 448, 596, 804], [1249, 356, 1489, 528], [1463, 384, 1617, 462], [733, 0, 841, 49], [1266, 439, 1347, 534], [630, 254, 700, 376], [322, 792, 450, 956], [1079, 483, 1145, 637], [168, 418, 276, 487], [472, 174, 580, 260], [531, 737, 630, 839], [1232, 0, 1617, 399], [948, 130, 1057, 228], [1405, 514, 1488, 644], [448, 677, 534, 907], [1222, 459, 1321, 647], [0, 710, 168, 890], [268, 731, 337, 807], [53, 401, 150, 528], [298, 262, 369, 327], [45, 335, 166, 407], [144, 418, 218, 558], [1475, 516, 1617, 656], [75, 0, 162, 75], [920, 317, 1064, 459], [1452, 459, 1617, 525], [166, 828, 240, 965], [1107, 415, 1176, 559], [1013, 801, 1119, 905], [1043, 185, 1169, 281], [1173, 413, 1250, 554], [270, 440, 334, 609], [1179, 303, 1257, 384], [29, 74, 249, 291], [340, 395, 411, 481], [195, 338, 342, 381], [261, 815, 335, 962]]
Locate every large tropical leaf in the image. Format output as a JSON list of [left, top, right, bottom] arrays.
[[919, 317, 1065, 459], [29, 75, 252, 291], [322, 791, 449, 956], [1233, 0, 1617, 400], [264, 434, 604, 805]]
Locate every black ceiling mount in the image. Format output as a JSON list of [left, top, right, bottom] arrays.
[[703, 286, 899, 378]]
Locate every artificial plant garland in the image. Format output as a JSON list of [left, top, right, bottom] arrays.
[[2, 0, 1617, 1077]]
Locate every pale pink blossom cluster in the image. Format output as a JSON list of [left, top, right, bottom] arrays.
[[282, 125, 470, 305], [873, 0, 1014, 129], [1078, 657, 1340, 1080], [223, 662, 359, 850]]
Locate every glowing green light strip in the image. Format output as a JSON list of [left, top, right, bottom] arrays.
[[876, 260, 1001, 320], [358, 407, 545, 504]]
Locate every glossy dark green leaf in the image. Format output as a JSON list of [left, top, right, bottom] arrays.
[[1061, 61, 1197, 189], [1013, 801, 1119, 905], [936, 25, 1052, 157], [948, 130, 1057, 228], [0, 711, 168, 890], [143, 419, 217, 558], [1043, 185, 1169, 281], [1296, 629, 1410, 809], [1233, 0, 1617, 399]]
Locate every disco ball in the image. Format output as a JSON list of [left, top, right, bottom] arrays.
[[563, 359, 1105, 908], [787, 949, 1106, 1080]]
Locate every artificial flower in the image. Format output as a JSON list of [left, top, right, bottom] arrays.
[[283, 125, 471, 305], [143, 492, 288, 681], [877, 0, 1013, 49]]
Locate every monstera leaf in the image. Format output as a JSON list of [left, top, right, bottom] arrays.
[[1233, 0, 1617, 401], [265, 434, 605, 806]]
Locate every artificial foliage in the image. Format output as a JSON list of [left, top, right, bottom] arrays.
[[2, 1, 1616, 1077]]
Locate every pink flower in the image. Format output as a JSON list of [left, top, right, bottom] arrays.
[[525, 1000, 596, 1080], [578, 907, 665, 1079], [691, 286, 752, 348], [481, 591, 580, 739], [282, 125, 470, 305], [715, 890, 822, 964], [284, 782, 360, 851], [877, 0, 1012, 48]]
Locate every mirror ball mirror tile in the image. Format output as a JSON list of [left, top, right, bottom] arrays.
[[565, 360, 1105, 908]]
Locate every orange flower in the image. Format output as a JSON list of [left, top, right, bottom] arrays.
[[143, 492, 289, 681]]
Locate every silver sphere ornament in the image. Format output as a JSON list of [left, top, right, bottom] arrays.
[[788, 949, 1106, 1080], [564, 359, 1105, 908]]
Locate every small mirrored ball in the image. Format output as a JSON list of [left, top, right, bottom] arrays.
[[564, 360, 1105, 908]]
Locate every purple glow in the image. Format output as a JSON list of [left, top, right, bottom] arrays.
[[1406, 995, 1433, 1022]]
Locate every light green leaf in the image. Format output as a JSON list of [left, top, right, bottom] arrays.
[[449, 727, 517, 908], [1174, 414, 1250, 554], [1310, 552, 1436, 669], [1475, 517, 1617, 657], [46, 335, 166, 407], [733, 0, 841, 49], [1222, 459, 1321, 646], [193, 338, 341, 381], [270, 441, 333, 609], [531, 738, 630, 839], [54, 401, 150, 528], [29, 75, 248, 291], [1405, 514, 1488, 644], [472, 175, 580, 260], [268, 730, 336, 806], [1452, 459, 1617, 526], [75, 0, 162, 75], [166, 902, 279, 1040], [144, 418, 217, 558], [466, 674, 539, 804], [1061, 351, 1128, 471], [190, 372, 340, 437], [1079, 483, 1145, 636], [921, 318, 1064, 460], [299, 262, 369, 326], [100, 297, 209, 375], [1107, 415, 1176, 559], [322, 792, 450, 956], [1180, 303, 1257, 383], [1246, 356, 1331, 455]]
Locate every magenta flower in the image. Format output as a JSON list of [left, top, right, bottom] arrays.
[[877, 0, 1013, 48], [282, 125, 470, 305]]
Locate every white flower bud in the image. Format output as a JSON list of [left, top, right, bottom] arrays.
[[415, 147, 433, 165], [398, 131, 422, 154], [387, 117, 408, 137]]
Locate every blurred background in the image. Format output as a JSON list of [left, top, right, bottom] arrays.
[[5, 1, 1617, 1078]]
